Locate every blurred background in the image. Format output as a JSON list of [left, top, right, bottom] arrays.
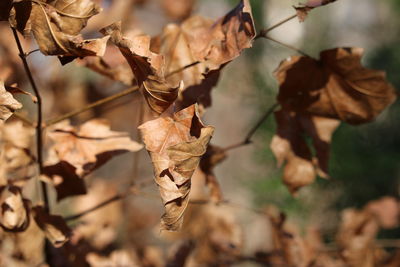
[[1, 0, 400, 266]]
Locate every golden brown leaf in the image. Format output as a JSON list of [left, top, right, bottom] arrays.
[[295, 0, 338, 22], [158, 0, 255, 109], [43, 120, 142, 201], [46, 119, 143, 177], [0, 186, 30, 232], [270, 109, 340, 194], [32, 206, 71, 247], [138, 104, 214, 231], [275, 47, 397, 125], [101, 22, 180, 114], [0, 81, 22, 123], [29, 0, 109, 61]]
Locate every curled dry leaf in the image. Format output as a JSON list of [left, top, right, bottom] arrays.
[[44, 119, 142, 200], [294, 0, 338, 22], [270, 109, 340, 194], [139, 104, 214, 231], [0, 81, 22, 123], [157, 0, 255, 109], [101, 22, 180, 114], [29, 0, 109, 61], [0, 186, 30, 232], [336, 197, 399, 267], [32, 206, 71, 247], [161, 0, 196, 21], [275, 47, 397, 125]]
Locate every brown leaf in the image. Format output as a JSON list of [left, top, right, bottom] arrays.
[[32, 205, 71, 247], [29, 0, 109, 61], [294, 0, 337, 22], [270, 109, 340, 194], [199, 144, 227, 202], [0, 0, 13, 21], [161, 0, 196, 21], [275, 47, 397, 125], [0, 81, 22, 123], [0, 186, 30, 232], [158, 0, 255, 109], [45, 119, 143, 177], [42, 161, 87, 201], [101, 22, 180, 114], [138, 104, 214, 231], [366, 197, 399, 229]]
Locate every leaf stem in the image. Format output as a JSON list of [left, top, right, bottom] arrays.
[[11, 27, 50, 212], [45, 85, 139, 126], [262, 35, 311, 57], [223, 102, 279, 152], [256, 14, 297, 39], [12, 112, 35, 127], [166, 61, 200, 78]]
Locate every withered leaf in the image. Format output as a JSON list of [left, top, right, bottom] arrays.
[[294, 0, 338, 22], [199, 144, 227, 203], [101, 22, 180, 114], [32, 206, 71, 247], [0, 81, 23, 123], [0, 0, 13, 21], [42, 161, 87, 201], [29, 0, 109, 61], [139, 104, 214, 231], [45, 119, 143, 177], [0, 186, 30, 232], [270, 109, 340, 194], [275, 47, 397, 125], [158, 0, 255, 109]]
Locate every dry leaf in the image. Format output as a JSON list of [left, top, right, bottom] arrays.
[[0, 0, 13, 21], [43, 119, 141, 201], [161, 0, 196, 21], [42, 161, 87, 201], [158, 0, 255, 109], [295, 0, 338, 22], [199, 144, 227, 202], [32, 206, 71, 247], [101, 22, 181, 114], [46, 119, 143, 177], [0, 81, 22, 123], [29, 0, 109, 61], [270, 109, 340, 194], [0, 186, 30, 232], [139, 104, 214, 231], [275, 47, 397, 125]]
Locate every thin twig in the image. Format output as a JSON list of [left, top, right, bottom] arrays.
[[45, 85, 139, 127], [166, 61, 200, 78], [223, 102, 279, 152], [64, 179, 154, 221], [26, 48, 40, 57], [12, 113, 35, 127], [11, 27, 49, 211], [262, 35, 311, 57], [256, 14, 297, 39]]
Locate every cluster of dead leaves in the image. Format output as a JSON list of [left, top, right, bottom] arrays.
[[254, 197, 400, 267], [1, 0, 109, 63], [271, 47, 397, 194]]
